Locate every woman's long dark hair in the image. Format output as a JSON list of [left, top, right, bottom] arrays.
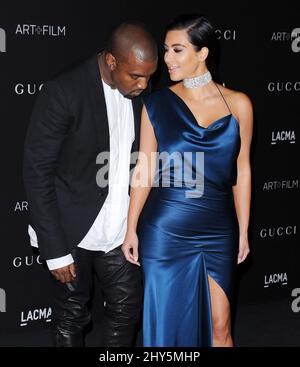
[[165, 14, 221, 82]]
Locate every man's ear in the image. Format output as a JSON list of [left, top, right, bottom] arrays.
[[106, 52, 116, 71]]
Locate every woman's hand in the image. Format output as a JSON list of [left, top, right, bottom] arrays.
[[237, 235, 250, 264], [122, 230, 140, 266]]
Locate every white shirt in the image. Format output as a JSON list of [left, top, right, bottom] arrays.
[[28, 79, 135, 270]]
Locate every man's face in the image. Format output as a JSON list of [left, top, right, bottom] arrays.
[[110, 53, 157, 98]]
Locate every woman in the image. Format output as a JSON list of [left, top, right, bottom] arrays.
[[122, 14, 253, 347]]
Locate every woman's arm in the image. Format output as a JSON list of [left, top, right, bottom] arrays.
[[122, 105, 157, 265], [232, 92, 253, 264]]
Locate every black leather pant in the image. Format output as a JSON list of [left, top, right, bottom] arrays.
[[51, 245, 142, 347]]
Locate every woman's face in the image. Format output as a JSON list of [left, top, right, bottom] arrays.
[[164, 29, 206, 81]]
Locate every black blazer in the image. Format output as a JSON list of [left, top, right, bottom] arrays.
[[23, 54, 143, 260]]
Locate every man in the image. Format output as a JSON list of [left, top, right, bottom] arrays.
[[23, 22, 157, 347]]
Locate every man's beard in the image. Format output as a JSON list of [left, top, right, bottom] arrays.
[[124, 90, 143, 99]]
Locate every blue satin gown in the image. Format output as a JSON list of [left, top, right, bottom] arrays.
[[138, 86, 241, 347]]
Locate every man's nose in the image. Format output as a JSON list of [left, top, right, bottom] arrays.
[[137, 78, 148, 90]]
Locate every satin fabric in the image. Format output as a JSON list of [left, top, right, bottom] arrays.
[[138, 87, 241, 347]]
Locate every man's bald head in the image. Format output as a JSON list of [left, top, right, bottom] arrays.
[[99, 22, 157, 98], [106, 22, 158, 63]]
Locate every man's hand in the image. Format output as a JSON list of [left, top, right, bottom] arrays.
[[51, 263, 76, 283]]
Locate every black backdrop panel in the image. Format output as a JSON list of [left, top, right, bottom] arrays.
[[0, 0, 299, 341]]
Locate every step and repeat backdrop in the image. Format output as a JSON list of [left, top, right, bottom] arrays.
[[0, 1, 299, 342]]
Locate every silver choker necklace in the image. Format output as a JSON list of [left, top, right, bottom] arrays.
[[183, 71, 212, 88]]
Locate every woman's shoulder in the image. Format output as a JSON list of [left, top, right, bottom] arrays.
[[216, 83, 253, 121]]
